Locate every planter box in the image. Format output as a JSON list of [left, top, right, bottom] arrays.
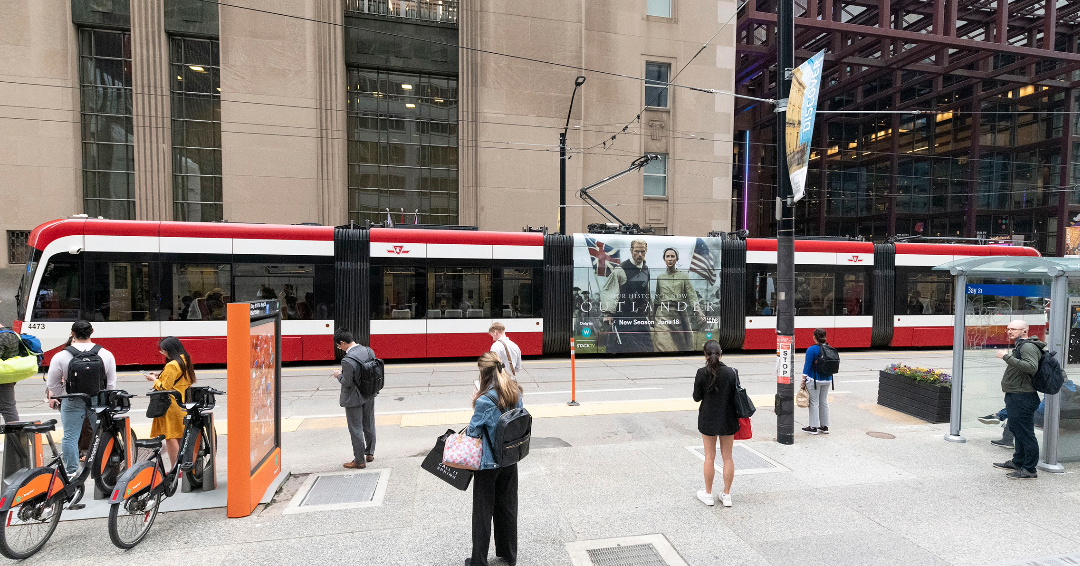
[[877, 370, 951, 423]]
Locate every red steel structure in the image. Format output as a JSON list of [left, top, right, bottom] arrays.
[[735, 0, 1080, 255]]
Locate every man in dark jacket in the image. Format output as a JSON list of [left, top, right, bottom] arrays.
[[333, 328, 376, 469], [993, 320, 1043, 479]]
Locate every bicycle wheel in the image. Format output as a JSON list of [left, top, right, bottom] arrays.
[[108, 489, 161, 549], [0, 494, 63, 559], [184, 425, 216, 490], [95, 429, 135, 494]]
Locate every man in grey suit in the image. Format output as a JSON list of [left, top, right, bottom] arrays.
[[332, 328, 377, 469]]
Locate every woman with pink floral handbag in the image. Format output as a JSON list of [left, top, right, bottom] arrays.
[[460, 352, 523, 566]]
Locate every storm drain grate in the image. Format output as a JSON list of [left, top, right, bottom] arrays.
[[587, 543, 668, 566], [991, 552, 1080, 566], [566, 534, 688, 566], [686, 443, 788, 474], [301, 473, 380, 506], [283, 469, 391, 514]]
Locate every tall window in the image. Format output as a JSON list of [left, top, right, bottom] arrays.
[[646, 0, 671, 17], [643, 154, 668, 197], [645, 62, 670, 108], [170, 37, 223, 221], [79, 29, 134, 219], [347, 69, 459, 225]]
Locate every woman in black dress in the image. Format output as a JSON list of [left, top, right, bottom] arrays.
[[692, 339, 739, 507]]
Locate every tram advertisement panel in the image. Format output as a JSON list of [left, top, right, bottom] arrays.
[[249, 312, 278, 472], [572, 234, 723, 354]]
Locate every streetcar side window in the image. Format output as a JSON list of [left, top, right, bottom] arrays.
[[429, 267, 490, 318], [795, 270, 836, 317], [32, 258, 81, 321], [746, 264, 776, 315], [838, 269, 867, 316], [373, 266, 425, 320], [495, 268, 536, 318], [88, 262, 152, 322], [234, 263, 315, 320], [172, 263, 231, 321], [895, 267, 954, 315]]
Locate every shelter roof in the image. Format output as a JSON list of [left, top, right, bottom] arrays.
[[932, 256, 1080, 277]]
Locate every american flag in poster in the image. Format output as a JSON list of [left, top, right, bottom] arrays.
[[585, 236, 620, 277], [689, 238, 716, 285]]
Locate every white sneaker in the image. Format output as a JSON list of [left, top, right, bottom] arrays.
[[696, 490, 715, 506], [720, 493, 732, 507]]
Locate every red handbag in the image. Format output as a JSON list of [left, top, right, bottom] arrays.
[[734, 417, 752, 440]]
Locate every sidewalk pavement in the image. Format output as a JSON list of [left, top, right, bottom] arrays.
[[14, 353, 1080, 566]]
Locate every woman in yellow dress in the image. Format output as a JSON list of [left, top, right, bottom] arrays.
[[144, 336, 195, 467]]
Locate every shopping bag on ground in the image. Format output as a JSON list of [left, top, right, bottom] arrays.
[[421, 428, 473, 491], [796, 383, 810, 409], [734, 417, 752, 440]]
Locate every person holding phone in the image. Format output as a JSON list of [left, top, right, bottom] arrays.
[[145, 336, 195, 468]]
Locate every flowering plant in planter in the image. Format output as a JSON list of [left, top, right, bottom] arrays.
[[882, 363, 952, 387]]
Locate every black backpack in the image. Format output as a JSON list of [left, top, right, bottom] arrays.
[[347, 347, 384, 397], [1015, 340, 1066, 395], [64, 345, 107, 396], [485, 392, 532, 467], [814, 343, 841, 376]]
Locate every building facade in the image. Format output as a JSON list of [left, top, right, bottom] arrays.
[[735, 0, 1080, 255], [0, 0, 737, 275]]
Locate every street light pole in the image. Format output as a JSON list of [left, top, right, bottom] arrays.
[[775, 0, 795, 445], [560, 76, 587, 235]]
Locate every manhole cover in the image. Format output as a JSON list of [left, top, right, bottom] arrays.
[[867, 431, 896, 439], [686, 443, 788, 474], [587, 544, 668, 566], [283, 469, 391, 514]]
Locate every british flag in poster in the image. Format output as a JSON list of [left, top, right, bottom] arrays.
[[585, 236, 620, 277]]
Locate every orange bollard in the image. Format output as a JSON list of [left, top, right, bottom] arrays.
[[568, 337, 579, 406]]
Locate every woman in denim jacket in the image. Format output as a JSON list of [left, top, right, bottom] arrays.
[[465, 352, 523, 566]]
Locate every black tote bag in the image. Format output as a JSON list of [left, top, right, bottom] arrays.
[[421, 428, 473, 491], [733, 369, 756, 419]]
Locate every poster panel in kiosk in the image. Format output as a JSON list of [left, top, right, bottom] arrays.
[[227, 300, 282, 518]]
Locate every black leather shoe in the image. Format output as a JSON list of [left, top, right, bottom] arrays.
[[993, 460, 1019, 470]]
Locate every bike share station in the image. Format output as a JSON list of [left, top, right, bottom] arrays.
[[0, 300, 287, 521], [936, 256, 1080, 471]]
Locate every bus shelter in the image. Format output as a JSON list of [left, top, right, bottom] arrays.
[[934, 256, 1080, 473]]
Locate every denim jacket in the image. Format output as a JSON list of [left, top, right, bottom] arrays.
[[467, 389, 524, 470]]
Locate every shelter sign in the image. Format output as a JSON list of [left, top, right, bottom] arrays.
[[785, 50, 824, 202]]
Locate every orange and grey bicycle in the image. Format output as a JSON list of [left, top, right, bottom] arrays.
[[107, 385, 222, 549], [0, 389, 136, 559]]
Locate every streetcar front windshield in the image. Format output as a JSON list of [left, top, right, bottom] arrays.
[[15, 249, 41, 322]]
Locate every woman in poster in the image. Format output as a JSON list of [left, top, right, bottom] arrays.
[[653, 247, 700, 352]]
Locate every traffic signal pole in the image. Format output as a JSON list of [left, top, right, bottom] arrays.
[[775, 0, 795, 445]]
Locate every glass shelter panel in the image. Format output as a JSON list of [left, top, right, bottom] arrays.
[[961, 278, 1050, 438]]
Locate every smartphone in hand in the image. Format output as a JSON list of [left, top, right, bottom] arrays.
[[473, 380, 481, 392]]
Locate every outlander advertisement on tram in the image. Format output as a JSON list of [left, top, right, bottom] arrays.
[[572, 234, 725, 354]]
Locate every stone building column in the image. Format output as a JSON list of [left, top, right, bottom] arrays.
[[131, 0, 173, 220], [457, 0, 480, 226], [315, 0, 346, 227]]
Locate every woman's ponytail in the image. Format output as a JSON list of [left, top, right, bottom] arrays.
[[703, 339, 722, 390]]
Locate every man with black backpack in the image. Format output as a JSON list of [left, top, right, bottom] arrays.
[[332, 328, 380, 469], [993, 321, 1044, 480], [45, 320, 116, 474]]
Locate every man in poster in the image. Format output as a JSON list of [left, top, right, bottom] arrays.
[[601, 239, 653, 353], [652, 247, 700, 352]]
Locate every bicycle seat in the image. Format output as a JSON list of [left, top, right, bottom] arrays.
[[135, 435, 165, 450], [2, 419, 58, 434]]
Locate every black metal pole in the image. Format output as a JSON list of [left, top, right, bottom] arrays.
[[775, 0, 795, 446], [560, 131, 567, 234]]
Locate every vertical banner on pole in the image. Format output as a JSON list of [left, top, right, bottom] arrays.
[[784, 50, 824, 203], [776, 335, 793, 385], [227, 300, 283, 518]]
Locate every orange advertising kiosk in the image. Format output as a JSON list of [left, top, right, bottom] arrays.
[[226, 300, 282, 518]]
